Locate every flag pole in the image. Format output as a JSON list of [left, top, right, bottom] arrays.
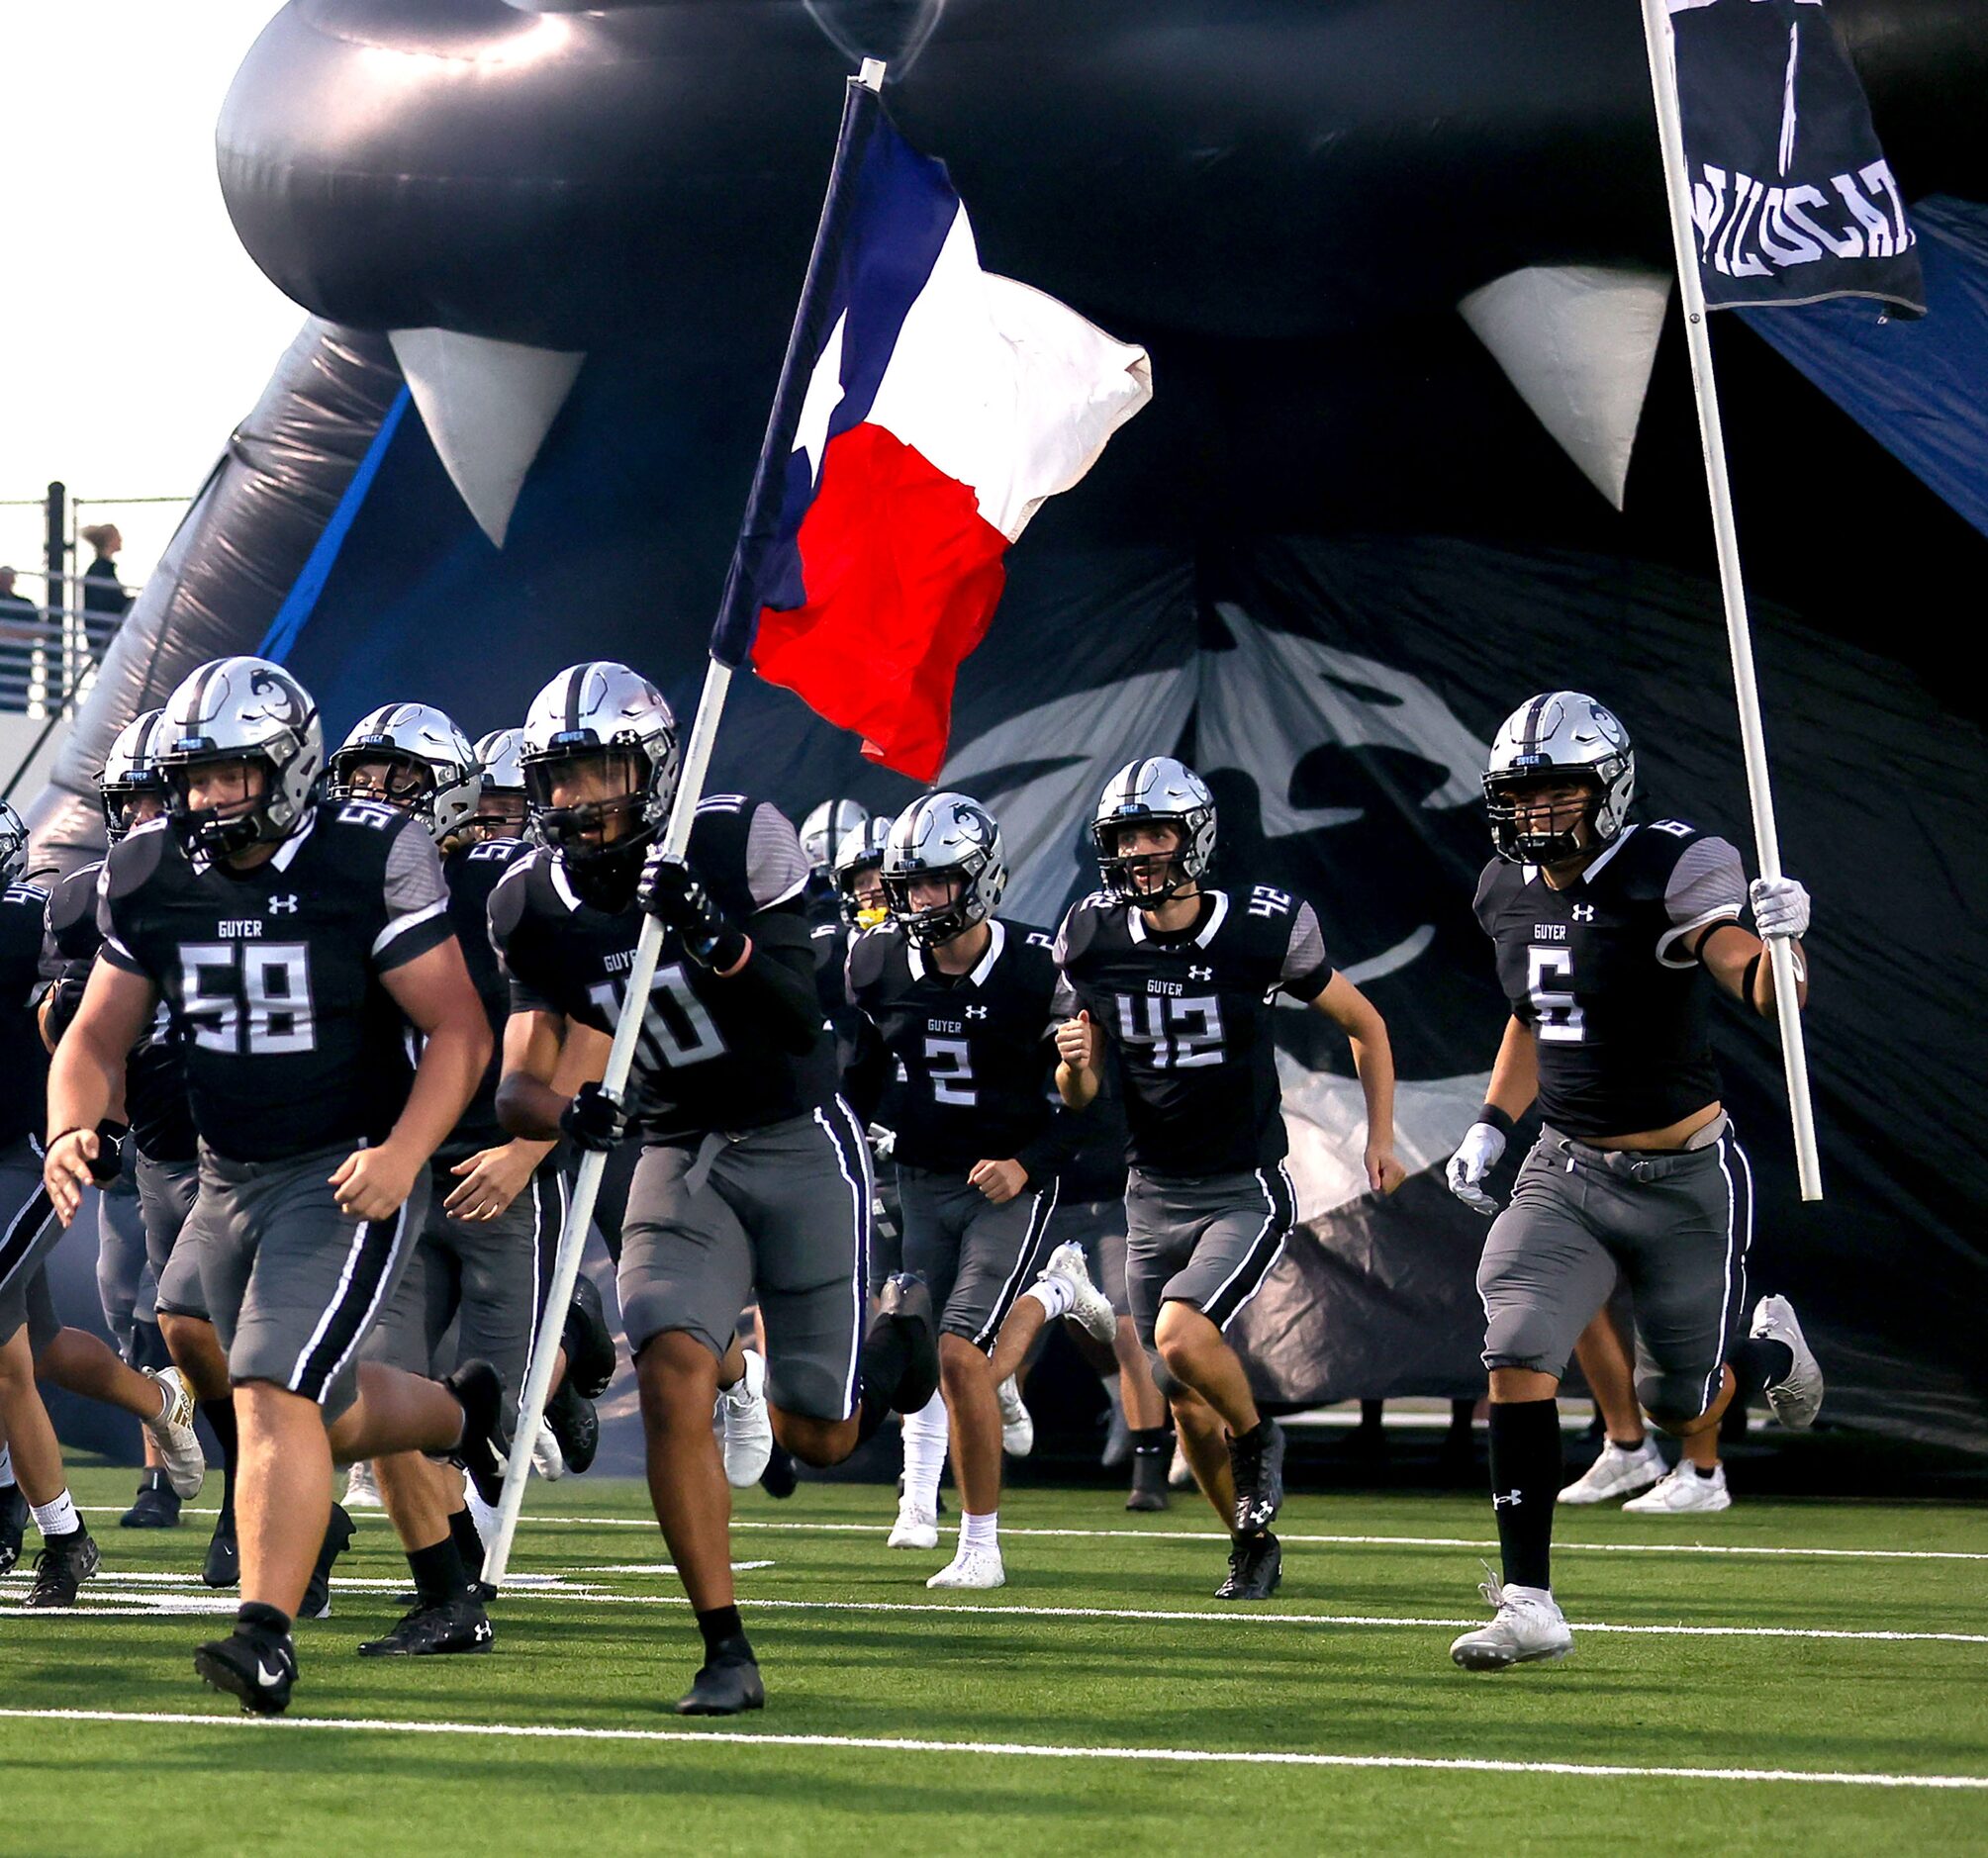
[[482, 57, 891, 1587], [1639, 0, 1822, 1202]]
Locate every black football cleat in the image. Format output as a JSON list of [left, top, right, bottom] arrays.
[[358, 1594, 495, 1658], [1214, 1531, 1282, 1602], [544, 1377, 601, 1475], [121, 1468, 183, 1530], [195, 1627, 298, 1715], [758, 1443, 798, 1500], [674, 1640, 766, 1716], [444, 1361, 515, 1507], [202, 1512, 240, 1589], [563, 1273, 617, 1400], [24, 1529, 101, 1608], [0, 1483, 27, 1575], [870, 1272, 941, 1415], [1228, 1418, 1286, 1535], [300, 1503, 356, 1621]]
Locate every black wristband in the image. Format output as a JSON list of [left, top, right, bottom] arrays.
[[1742, 953, 1763, 1011], [1475, 1103, 1516, 1138]]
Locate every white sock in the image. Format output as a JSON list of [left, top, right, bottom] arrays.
[[724, 1347, 766, 1407], [31, 1489, 80, 1538], [899, 1388, 948, 1515], [1024, 1275, 1075, 1323], [0, 1443, 14, 1485], [961, 1509, 998, 1551]]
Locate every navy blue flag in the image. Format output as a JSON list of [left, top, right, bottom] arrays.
[[1670, 0, 1924, 315]]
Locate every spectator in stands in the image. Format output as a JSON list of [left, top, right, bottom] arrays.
[[0, 568, 36, 630], [0, 568, 41, 711], [78, 524, 131, 651]]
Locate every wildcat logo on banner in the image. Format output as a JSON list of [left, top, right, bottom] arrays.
[[1669, 0, 1924, 316]]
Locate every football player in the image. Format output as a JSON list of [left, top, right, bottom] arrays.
[[1052, 759, 1404, 1600], [0, 794, 205, 1606], [467, 728, 529, 842], [845, 792, 1085, 1587], [45, 657, 508, 1713], [490, 662, 938, 1715], [326, 702, 611, 1657], [1444, 692, 1823, 1671]]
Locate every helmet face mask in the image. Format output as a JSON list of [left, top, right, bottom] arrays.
[[1484, 772, 1602, 866], [832, 817, 894, 932], [156, 657, 324, 861], [803, 798, 870, 879], [1092, 758, 1216, 907], [880, 793, 1005, 947], [1096, 820, 1189, 905], [327, 750, 436, 812], [0, 801, 27, 885], [1483, 692, 1636, 867], [327, 702, 480, 844], [164, 753, 277, 860], [469, 727, 528, 841]]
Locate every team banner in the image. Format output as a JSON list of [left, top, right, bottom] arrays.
[[1668, 0, 1924, 315]]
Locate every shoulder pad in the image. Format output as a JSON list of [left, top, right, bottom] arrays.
[[326, 796, 407, 841], [47, 863, 104, 935], [1612, 820, 1705, 899], [103, 819, 171, 900], [844, 922, 899, 993], [486, 846, 542, 942]]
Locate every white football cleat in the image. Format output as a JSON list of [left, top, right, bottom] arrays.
[[888, 1498, 939, 1550], [341, 1459, 384, 1508], [715, 1347, 774, 1488], [142, 1366, 206, 1500], [1622, 1463, 1731, 1515], [1559, 1438, 1666, 1505], [1751, 1295, 1825, 1431], [1168, 1440, 1194, 1488], [996, 1376, 1034, 1457], [1450, 1578, 1572, 1671], [1036, 1241, 1117, 1345], [926, 1540, 1005, 1590]]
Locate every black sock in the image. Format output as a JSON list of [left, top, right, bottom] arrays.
[[1729, 1338, 1794, 1406], [408, 1536, 472, 1606], [202, 1398, 239, 1523], [1691, 1461, 1719, 1480], [447, 1506, 485, 1572], [1611, 1432, 1647, 1450], [696, 1604, 748, 1661], [237, 1600, 291, 1640], [855, 1319, 911, 1439], [1487, 1399, 1562, 1592], [1130, 1427, 1169, 1459]]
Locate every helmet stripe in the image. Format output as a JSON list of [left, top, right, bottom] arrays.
[[564, 667, 585, 735], [1520, 693, 1551, 756]]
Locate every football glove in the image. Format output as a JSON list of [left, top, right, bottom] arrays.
[[560, 1080, 627, 1154], [1445, 1121, 1506, 1217], [1749, 875, 1810, 941], [638, 851, 747, 970]]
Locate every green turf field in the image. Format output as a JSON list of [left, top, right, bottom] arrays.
[[4, 1468, 1985, 1856]]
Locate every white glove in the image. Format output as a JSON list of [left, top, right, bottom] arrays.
[[867, 1123, 897, 1162], [1446, 1121, 1507, 1216], [1750, 875, 1809, 940], [531, 1420, 567, 1481]]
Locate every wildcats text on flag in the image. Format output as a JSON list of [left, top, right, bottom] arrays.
[[1670, 0, 1924, 315]]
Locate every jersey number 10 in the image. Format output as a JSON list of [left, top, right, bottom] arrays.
[[588, 967, 727, 1070]]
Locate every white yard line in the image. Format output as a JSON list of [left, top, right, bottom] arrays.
[[1, 1707, 1982, 1791]]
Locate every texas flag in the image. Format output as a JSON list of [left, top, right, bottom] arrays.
[[719, 108, 1152, 781]]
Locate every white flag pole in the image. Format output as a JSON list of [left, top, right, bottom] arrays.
[[1639, 0, 1822, 1201], [482, 57, 892, 1587]]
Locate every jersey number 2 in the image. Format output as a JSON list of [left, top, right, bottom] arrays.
[[1527, 947, 1586, 1044]]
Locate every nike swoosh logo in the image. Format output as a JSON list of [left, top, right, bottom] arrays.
[[256, 1659, 284, 1688]]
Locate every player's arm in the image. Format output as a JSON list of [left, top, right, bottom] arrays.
[[38, 958, 93, 1053], [449, 1015, 607, 1215], [1307, 970, 1405, 1194], [1665, 839, 1810, 1017], [495, 1007, 616, 1141], [44, 958, 155, 1224], [1696, 917, 1809, 1017]]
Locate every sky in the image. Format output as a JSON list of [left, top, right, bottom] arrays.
[[0, 4, 302, 596]]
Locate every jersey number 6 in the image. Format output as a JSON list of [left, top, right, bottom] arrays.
[[1526, 947, 1586, 1044]]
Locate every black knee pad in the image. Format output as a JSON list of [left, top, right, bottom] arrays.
[[1148, 1352, 1186, 1403]]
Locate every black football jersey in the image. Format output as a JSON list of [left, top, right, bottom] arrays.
[[1473, 819, 1747, 1140], [490, 794, 836, 1145], [99, 803, 457, 1164], [846, 918, 1074, 1178], [439, 836, 530, 1160], [0, 881, 52, 1148], [1056, 883, 1335, 1177], [46, 862, 196, 1162]]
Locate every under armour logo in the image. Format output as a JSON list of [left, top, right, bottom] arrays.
[[1189, 965, 1213, 980], [1571, 905, 1594, 923], [1491, 1489, 1524, 1509], [268, 894, 300, 914], [966, 1005, 988, 1020]]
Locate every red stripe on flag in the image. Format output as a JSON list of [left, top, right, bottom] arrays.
[[749, 422, 1006, 781]]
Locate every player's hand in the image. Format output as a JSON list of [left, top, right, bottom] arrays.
[[1054, 1010, 1099, 1075], [330, 1140, 422, 1223], [1750, 875, 1810, 940], [445, 1141, 544, 1221], [866, 1123, 897, 1163], [638, 852, 747, 970], [1446, 1122, 1506, 1216], [560, 1080, 627, 1153], [1365, 1144, 1407, 1196], [43, 1127, 101, 1226], [969, 1158, 1028, 1205]]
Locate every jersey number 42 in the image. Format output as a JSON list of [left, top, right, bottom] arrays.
[[1115, 993, 1225, 1068]]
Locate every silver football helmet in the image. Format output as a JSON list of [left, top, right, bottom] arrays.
[[327, 701, 481, 843], [521, 662, 679, 894], [882, 792, 1006, 947], [469, 726, 529, 839], [1484, 691, 1636, 865], [832, 816, 895, 931], [1092, 757, 1217, 904], [0, 800, 27, 884], [98, 707, 168, 845], [155, 656, 324, 858], [802, 798, 870, 877]]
